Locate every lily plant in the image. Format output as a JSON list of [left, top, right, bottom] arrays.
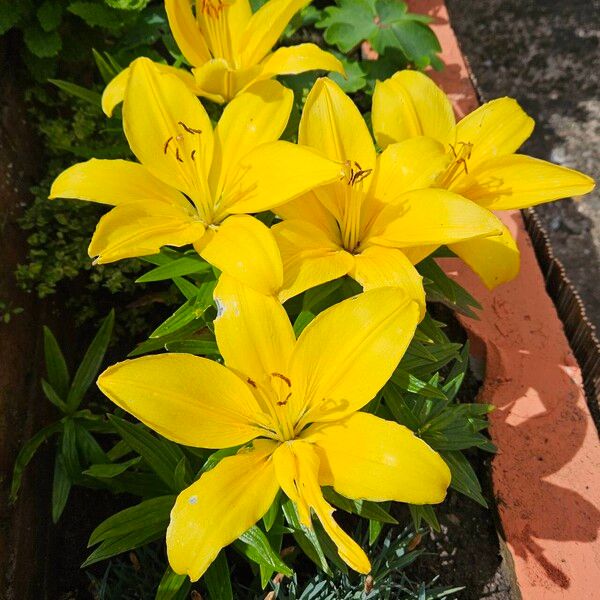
[[271, 77, 504, 308], [50, 58, 343, 295], [372, 70, 596, 288], [102, 0, 343, 115], [97, 280, 451, 581]]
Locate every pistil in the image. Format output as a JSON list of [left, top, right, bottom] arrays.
[[438, 141, 473, 188], [340, 160, 372, 253]]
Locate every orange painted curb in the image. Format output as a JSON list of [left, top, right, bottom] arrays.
[[407, 1, 600, 597]]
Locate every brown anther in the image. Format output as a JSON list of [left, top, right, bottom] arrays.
[[351, 168, 373, 185], [191, 149, 196, 161], [271, 372, 291, 387], [179, 121, 203, 135], [276, 400, 287, 406], [163, 136, 173, 154], [247, 377, 257, 388], [175, 148, 183, 163]]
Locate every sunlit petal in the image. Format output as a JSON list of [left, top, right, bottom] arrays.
[[193, 58, 262, 103], [291, 288, 419, 426], [372, 70, 455, 149], [449, 224, 521, 289], [213, 274, 295, 385], [273, 440, 371, 574], [88, 200, 204, 264], [198, 215, 283, 295], [351, 246, 426, 318], [299, 77, 376, 171], [240, 0, 310, 67], [98, 354, 270, 448], [455, 154, 596, 210], [260, 43, 344, 78], [49, 159, 188, 208], [123, 58, 214, 207], [167, 440, 279, 581], [165, 0, 211, 67], [304, 412, 451, 504]]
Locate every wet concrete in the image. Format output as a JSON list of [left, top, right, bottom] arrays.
[[446, 0, 600, 330]]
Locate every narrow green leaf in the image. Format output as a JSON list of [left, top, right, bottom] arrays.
[[237, 525, 293, 576], [108, 415, 184, 490], [156, 566, 190, 600], [43, 326, 70, 398], [61, 419, 81, 479], [441, 450, 487, 507], [84, 457, 141, 479], [164, 339, 219, 355], [92, 48, 119, 83], [67, 310, 114, 410], [10, 422, 62, 501], [52, 452, 72, 523], [88, 495, 175, 546], [48, 79, 101, 107], [75, 422, 108, 464], [409, 503, 440, 532], [136, 256, 211, 283], [390, 368, 447, 400], [41, 379, 68, 412], [204, 550, 233, 600]]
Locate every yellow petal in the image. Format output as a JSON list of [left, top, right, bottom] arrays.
[[273, 440, 371, 574], [260, 43, 345, 78], [198, 215, 283, 295], [167, 439, 279, 581], [165, 0, 211, 67], [456, 154, 596, 210], [372, 70, 455, 149], [304, 412, 451, 504], [240, 0, 310, 67], [223, 141, 343, 214], [210, 80, 293, 198], [299, 77, 376, 172], [101, 62, 200, 118], [193, 58, 262, 103], [98, 354, 270, 448], [351, 246, 425, 318], [273, 219, 353, 303], [373, 138, 451, 202], [49, 159, 188, 208], [275, 191, 340, 241], [213, 274, 295, 386], [455, 97, 534, 168], [449, 223, 520, 289], [123, 58, 214, 208], [88, 200, 204, 264], [367, 189, 503, 248], [291, 288, 419, 426]]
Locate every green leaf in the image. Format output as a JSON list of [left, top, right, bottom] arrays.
[[67, 2, 122, 29], [156, 566, 190, 600], [204, 550, 233, 600], [409, 503, 440, 532], [105, 0, 149, 9], [10, 422, 62, 501], [317, 0, 376, 53], [43, 326, 70, 399], [66, 310, 114, 410], [322, 488, 397, 524], [390, 368, 447, 400], [329, 55, 367, 93], [83, 457, 141, 479], [75, 422, 108, 464], [41, 379, 68, 412], [136, 256, 211, 283], [200, 446, 242, 474], [23, 25, 62, 58], [92, 49, 120, 84], [88, 495, 175, 546], [164, 339, 219, 356], [37, 0, 63, 31], [0, 4, 23, 35], [52, 452, 72, 523], [48, 79, 102, 108], [108, 415, 185, 490], [368, 519, 383, 546], [441, 450, 487, 507], [237, 525, 293, 576], [61, 419, 81, 479]]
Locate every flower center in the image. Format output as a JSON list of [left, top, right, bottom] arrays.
[[196, 0, 236, 64], [162, 121, 214, 223], [248, 372, 298, 442], [339, 160, 373, 254], [438, 141, 473, 188]]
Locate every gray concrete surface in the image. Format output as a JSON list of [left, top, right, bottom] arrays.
[[446, 0, 600, 330]]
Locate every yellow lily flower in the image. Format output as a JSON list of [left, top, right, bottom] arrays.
[[372, 70, 596, 289], [102, 0, 344, 114], [271, 78, 505, 309], [98, 282, 451, 580], [50, 58, 343, 295]]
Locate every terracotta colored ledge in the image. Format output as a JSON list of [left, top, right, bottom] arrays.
[[408, 1, 600, 597]]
